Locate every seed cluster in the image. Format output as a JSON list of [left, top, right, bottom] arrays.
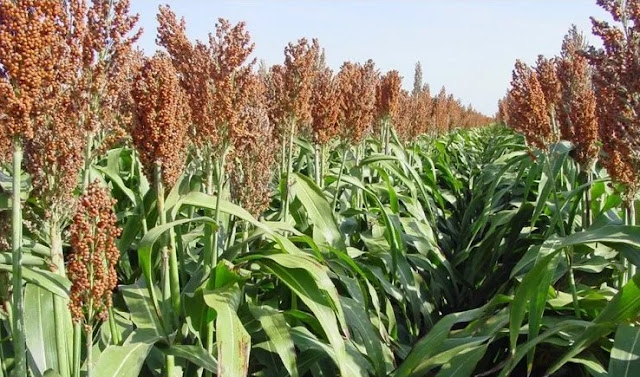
[[68, 182, 121, 326], [432, 87, 451, 134], [281, 38, 320, 135], [230, 77, 276, 216], [506, 60, 553, 150], [376, 70, 402, 121], [534, 55, 561, 128], [311, 68, 340, 145], [0, 0, 67, 142], [557, 26, 599, 169], [502, 2, 640, 197], [336, 60, 378, 145], [587, 0, 640, 197], [131, 53, 190, 187]]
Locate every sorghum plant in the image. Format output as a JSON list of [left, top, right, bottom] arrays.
[[68, 182, 121, 377], [588, 0, 640, 203], [376, 70, 402, 153], [507, 60, 553, 150], [0, 1, 73, 373], [310, 67, 340, 185]]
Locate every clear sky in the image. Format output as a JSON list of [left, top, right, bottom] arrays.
[[129, 1, 611, 116]]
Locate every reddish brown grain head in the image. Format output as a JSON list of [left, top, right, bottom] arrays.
[[557, 25, 599, 169], [78, 0, 141, 140], [209, 18, 256, 152], [131, 53, 190, 187], [0, 0, 69, 143], [393, 90, 412, 142], [376, 70, 403, 121], [282, 38, 320, 135], [534, 55, 561, 123], [311, 68, 340, 145], [432, 87, 449, 134], [507, 60, 553, 150], [68, 182, 121, 327], [587, 0, 640, 198], [336, 60, 378, 145], [229, 77, 276, 217]]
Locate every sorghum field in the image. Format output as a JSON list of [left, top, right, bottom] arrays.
[[1, 1, 640, 376]]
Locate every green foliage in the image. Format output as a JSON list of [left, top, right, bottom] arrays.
[[4, 126, 640, 376]]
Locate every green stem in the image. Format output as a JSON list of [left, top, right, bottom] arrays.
[[212, 149, 228, 268], [314, 143, 321, 187], [51, 220, 71, 377], [282, 118, 296, 223], [544, 150, 580, 318], [166, 355, 175, 377], [384, 119, 391, 155], [86, 326, 93, 377], [332, 145, 348, 212], [320, 144, 326, 189], [280, 131, 287, 178], [627, 203, 636, 281], [584, 168, 592, 229], [225, 216, 237, 251], [107, 306, 120, 344], [154, 164, 180, 323], [206, 148, 228, 363], [73, 322, 81, 377], [203, 157, 215, 264], [135, 149, 149, 234], [11, 138, 26, 377], [243, 223, 249, 255]]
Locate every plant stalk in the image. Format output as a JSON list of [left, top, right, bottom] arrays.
[[11, 137, 26, 377], [384, 119, 391, 155], [73, 322, 81, 377], [154, 164, 180, 322], [86, 326, 93, 377], [206, 148, 228, 364], [544, 150, 580, 318], [314, 143, 321, 186], [282, 117, 296, 223], [51, 219, 71, 377], [166, 354, 175, 377], [627, 202, 636, 281], [320, 144, 326, 188], [584, 169, 592, 229], [108, 306, 120, 344], [332, 145, 348, 212]]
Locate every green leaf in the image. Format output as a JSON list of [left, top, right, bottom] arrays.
[[0, 265, 70, 298], [137, 216, 218, 330], [24, 284, 59, 376], [203, 283, 250, 377], [249, 304, 299, 377], [121, 281, 166, 339], [292, 173, 346, 250], [164, 345, 217, 373], [547, 273, 640, 374], [263, 253, 348, 336], [434, 344, 488, 377], [261, 260, 363, 377], [393, 299, 500, 377], [342, 297, 386, 377], [609, 324, 640, 377], [93, 343, 153, 377]]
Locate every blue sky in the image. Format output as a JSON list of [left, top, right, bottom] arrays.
[[129, 1, 611, 116]]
